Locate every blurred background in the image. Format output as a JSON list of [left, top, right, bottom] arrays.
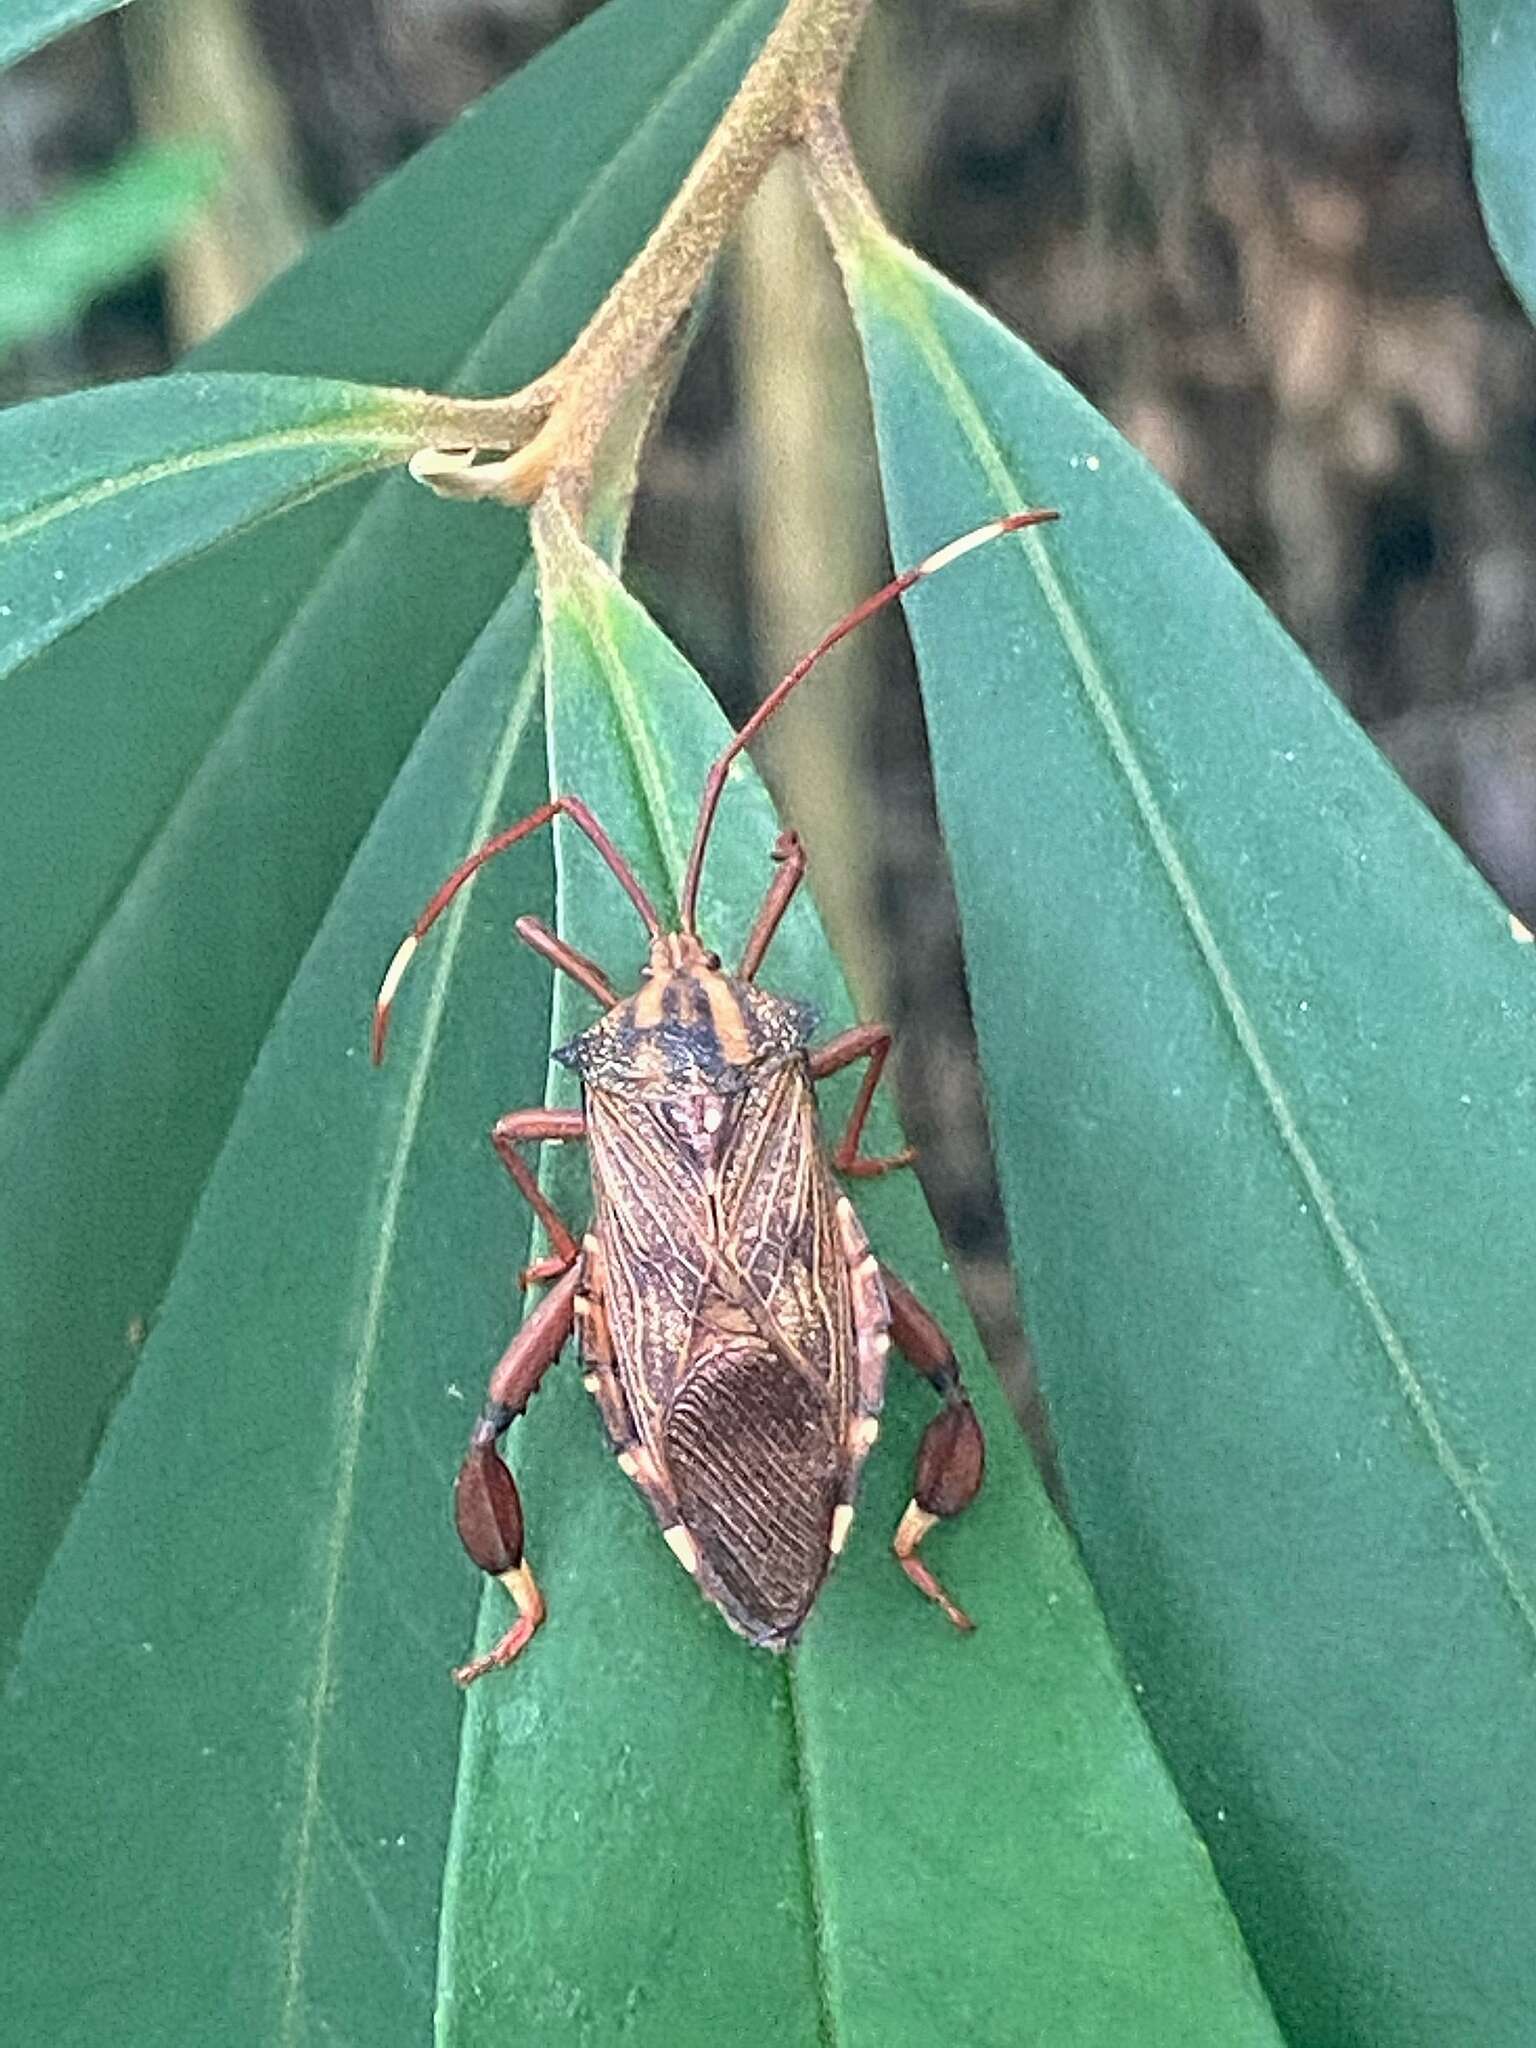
[[6, 0, 1534, 1451]]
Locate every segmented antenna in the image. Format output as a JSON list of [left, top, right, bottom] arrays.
[[677, 507, 1059, 933], [372, 796, 662, 1063], [372, 508, 1060, 1059]]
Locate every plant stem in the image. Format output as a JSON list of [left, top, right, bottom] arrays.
[[414, 0, 873, 509], [797, 95, 886, 250]]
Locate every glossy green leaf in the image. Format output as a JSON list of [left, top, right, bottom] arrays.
[[0, 502, 1285, 2046], [838, 221, 1536, 2046], [1456, 1, 1536, 321], [0, 140, 223, 355], [0, 0, 1290, 2005], [435, 510, 1286, 2046], [0, 0, 781, 1671], [0, 0, 135, 69], [0, 370, 434, 683], [1, 575, 550, 2046]]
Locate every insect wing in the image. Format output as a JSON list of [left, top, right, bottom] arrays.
[[585, 1061, 871, 1643]]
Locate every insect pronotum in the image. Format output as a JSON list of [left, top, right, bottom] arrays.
[[374, 507, 1059, 1683]]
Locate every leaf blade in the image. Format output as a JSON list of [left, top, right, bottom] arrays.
[[0, 0, 135, 70], [1456, 0, 1536, 321], [839, 221, 1536, 2045], [0, 7, 796, 2040], [0, 370, 432, 684], [432, 516, 1287, 2047], [1, 578, 553, 2048], [0, 0, 782, 1672]]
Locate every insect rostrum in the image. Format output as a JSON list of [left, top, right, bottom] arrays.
[[373, 510, 1056, 1683]]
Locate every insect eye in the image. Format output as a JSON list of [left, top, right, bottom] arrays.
[[703, 950, 721, 970]]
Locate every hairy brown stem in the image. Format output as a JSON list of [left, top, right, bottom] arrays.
[[797, 95, 885, 245], [411, 0, 873, 510]]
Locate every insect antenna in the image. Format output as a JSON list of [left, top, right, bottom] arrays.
[[373, 795, 661, 1063], [677, 507, 1060, 934]]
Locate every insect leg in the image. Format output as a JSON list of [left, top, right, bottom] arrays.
[[738, 830, 807, 980], [576, 1234, 697, 1576], [809, 1025, 916, 1179], [371, 792, 660, 1063], [452, 1265, 580, 1686], [880, 1264, 985, 1632], [829, 1196, 893, 1562], [514, 914, 620, 1008], [490, 1106, 586, 1287]]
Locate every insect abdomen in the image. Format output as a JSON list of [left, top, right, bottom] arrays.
[[664, 1347, 839, 1646]]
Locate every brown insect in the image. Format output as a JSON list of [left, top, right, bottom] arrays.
[[373, 508, 1058, 1683]]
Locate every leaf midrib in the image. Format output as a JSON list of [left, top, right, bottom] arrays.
[[782, 1655, 839, 2048], [870, 229, 1536, 1657], [0, 413, 413, 558], [556, 554, 843, 2045], [563, 562, 688, 904]]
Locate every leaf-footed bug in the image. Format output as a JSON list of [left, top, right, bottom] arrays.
[[373, 508, 1059, 1683]]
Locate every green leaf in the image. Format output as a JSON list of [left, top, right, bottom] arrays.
[[0, 139, 223, 355], [0, 0, 782, 1677], [3, 3, 875, 2044], [0, 0, 1289, 2010], [1, 571, 552, 2045], [417, 513, 1288, 2047], [0, 370, 435, 684], [0, 0, 135, 69], [837, 221, 1536, 2046], [1456, 1, 1536, 321], [0, 509, 1284, 2048]]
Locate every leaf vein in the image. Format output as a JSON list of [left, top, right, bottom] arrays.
[[0, 472, 400, 1106], [569, 561, 690, 898], [783, 1657, 839, 2048], [0, 419, 411, 553], [316, 1793, 433, 2002]]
